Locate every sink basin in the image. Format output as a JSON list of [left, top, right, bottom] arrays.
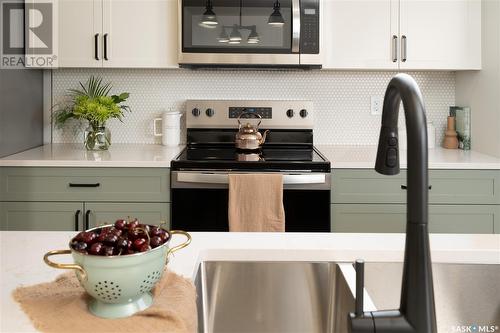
[[363, 262, 500, 332], [195, 261, 360, 333]]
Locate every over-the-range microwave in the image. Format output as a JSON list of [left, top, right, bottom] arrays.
[[178, 0, 322, 68]]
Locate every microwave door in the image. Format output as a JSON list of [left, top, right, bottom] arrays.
[[179, 0, 300, 65]]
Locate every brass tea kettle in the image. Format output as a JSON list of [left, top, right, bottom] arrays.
[[235, 112, 269, 150]]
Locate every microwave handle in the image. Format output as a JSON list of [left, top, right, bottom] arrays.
[[292, 0, 301, 53]]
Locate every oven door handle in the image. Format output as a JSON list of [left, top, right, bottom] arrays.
[[176, 172, 326, 185], [292, 0, 301, 53]]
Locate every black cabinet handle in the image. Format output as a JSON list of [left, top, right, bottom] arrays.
[[94, 33, 99, 60], [85, 210, 91, 230], [401, 185, 432, 190], [103, 33, 109, 61], [74, 210, 81, 231], [69, 183, 100, 187]]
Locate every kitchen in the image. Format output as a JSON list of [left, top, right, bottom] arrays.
[[0, 0, 499, 332]]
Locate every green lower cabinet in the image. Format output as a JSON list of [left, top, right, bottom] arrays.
[[0, 202, 84, 231], [85, 202, 170, 229], [331, 204, 499, 234]]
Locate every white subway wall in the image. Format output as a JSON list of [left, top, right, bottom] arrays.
[[51, 69, 455, 145]]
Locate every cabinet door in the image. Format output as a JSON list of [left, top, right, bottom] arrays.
[[322, 0, 399, 69], [102, 0, 178, 68], [0, 202, 83, 231], [331, 204, 496, 234], [85, 202, 170, 229], [58, 0, 102, 67], [399, 0, 481, 70]]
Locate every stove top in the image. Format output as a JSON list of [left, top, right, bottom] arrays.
[[171, 145, 330, 172]]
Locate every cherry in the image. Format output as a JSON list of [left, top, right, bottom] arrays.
[[72, 241, 87, 252], [137, 224, 150, 234], [128, 228, 142, 240], [133, 238, 147, 250], [81, 231, 97, 244], [150, 226, 162, 237], [139, 244, 151, 252], [108, 227, 122, 237], [150, 236, 163, 248], [89, 242, 103, 255], [127, 219, 139, 230], [74, 232, 86, 242], [116, 237, 128, 249], [103, 234, 118, 245], [97, 232, 108, 242], [114, 219, 127, 230], [159, 230, 170, 242], [103, 246, 115, 256]]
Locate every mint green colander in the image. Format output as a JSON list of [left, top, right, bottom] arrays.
[[43, 227, 191, 319]]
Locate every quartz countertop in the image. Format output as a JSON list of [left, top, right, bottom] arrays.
[[0, 144, 185, 167], [1, 143, 500, 169], [1, 231, 499, 332], [316, 145, 500, 169]]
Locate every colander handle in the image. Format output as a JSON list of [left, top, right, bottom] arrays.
[[167, 230, 192, 258], [43, 249, 88, 281]]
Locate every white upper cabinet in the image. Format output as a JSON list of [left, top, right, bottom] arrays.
[[57, 0, 178, 68], [322, 0, 399, 70], [399, 0, 481, 70], [322, 0, 481, 70], [58, 0, 101, 67], [102, 0, 177, 68]]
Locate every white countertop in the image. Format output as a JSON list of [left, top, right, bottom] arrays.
[[316, 145, 500, 169], [1, 144, 500, 169], [1, 231, 499, 332], [0, 144, 185, 168]]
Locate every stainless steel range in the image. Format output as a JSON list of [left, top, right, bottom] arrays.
[[171, 100, 331, 232]]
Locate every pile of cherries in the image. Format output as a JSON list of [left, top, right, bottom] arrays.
[[70, 219, 170, 256]]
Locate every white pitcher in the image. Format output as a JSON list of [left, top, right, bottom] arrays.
[[153, 111, 183, 146]]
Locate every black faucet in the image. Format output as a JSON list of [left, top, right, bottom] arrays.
[[348, 73, 437, 333]]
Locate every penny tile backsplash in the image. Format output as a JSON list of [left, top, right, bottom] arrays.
[[51, 69, 455, 145]]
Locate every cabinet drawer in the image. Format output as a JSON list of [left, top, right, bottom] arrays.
[[332, 169, 500, 205], [0, 167, 170, 202], [0, 202, 83, 231], [85, 202, 170, 229], [331, 204, 497, 234]]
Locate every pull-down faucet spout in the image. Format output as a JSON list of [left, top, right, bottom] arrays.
[[348, 73, 437, 333]]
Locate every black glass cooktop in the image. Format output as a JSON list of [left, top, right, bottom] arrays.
[[171, 145, 330, 172]]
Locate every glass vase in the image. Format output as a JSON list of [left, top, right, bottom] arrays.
[[84, 125, 111, 150]]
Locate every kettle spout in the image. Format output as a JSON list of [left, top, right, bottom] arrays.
[[260, 130, 269, 145]]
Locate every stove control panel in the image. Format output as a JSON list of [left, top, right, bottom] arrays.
[[186, 100, 314, 129]]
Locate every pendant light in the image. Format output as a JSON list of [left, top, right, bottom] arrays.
[[229, 24, 242, 42], [247, 27, 260, 44], [217, 27, 229, 43], [268, 0, 284, 26], [199, 0, 218, 28]]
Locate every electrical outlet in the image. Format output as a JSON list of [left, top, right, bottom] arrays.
[[370, 96, 383, 115]]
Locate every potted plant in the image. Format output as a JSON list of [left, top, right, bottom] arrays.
[[54, 76, 131, 150]]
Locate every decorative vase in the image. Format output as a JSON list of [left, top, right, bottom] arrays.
[[443, 116, 459, 149], [84, 124, 111, 150]]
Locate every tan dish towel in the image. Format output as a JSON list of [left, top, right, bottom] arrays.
[[228, 173, 285, 232], [12, 269, 197, 333]]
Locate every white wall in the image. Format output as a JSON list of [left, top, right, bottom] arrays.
[[51, 69, 455, 146], [456, 0, 500, 157]]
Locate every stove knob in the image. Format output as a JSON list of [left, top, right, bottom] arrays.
[[300, 109, 308, 118], [286, 109, 294, 118], [206, 108, 215, 117], [192, 108, 201, 117]]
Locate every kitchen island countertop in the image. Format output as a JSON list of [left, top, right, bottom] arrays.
[[1, 144, 500, 169], [1, 231, 499, 332]]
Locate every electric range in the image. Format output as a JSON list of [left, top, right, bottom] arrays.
[[171, 100, 331, 232]]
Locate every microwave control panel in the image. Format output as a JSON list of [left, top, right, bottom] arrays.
[[300, 0, 320, 54]]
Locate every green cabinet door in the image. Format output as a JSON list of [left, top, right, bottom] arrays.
[[84, 202, 170, 229], [331, 204, 497, 234], [0, 202, 84, 231]]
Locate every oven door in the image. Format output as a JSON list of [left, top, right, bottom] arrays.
[[179, 0, 300, 65], [171, 171, 331, 232]]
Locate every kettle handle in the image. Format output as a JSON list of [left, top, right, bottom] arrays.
[[237, 112, 262, 127]]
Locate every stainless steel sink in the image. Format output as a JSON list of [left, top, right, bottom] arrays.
[[195, 261, 358, 333], [363, 262, 500, 333]]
